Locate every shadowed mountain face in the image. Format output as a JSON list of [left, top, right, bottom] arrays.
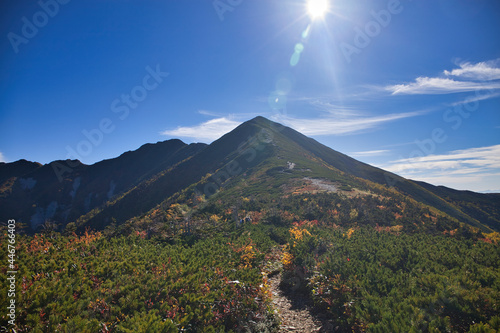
[[1, 116, 499, 233], [0, 140, 206, 230]]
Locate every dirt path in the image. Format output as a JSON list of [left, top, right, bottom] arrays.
[[268, 273, 323, 332]]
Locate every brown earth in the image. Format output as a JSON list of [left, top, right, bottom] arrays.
[[268, 272, 336, 332]]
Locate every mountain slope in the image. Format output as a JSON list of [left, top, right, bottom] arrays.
[[0, 159, 42, 184], [414, 181, 500, 232], [0, 140, 206, 230], [206, 117, 497, 231], [77, 117, 277, 229], [2, 116, 498, 233], [270, 120, 496, 231], [116, 116, 498, 233]]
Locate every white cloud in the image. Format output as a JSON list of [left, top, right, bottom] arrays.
[[161, 117, 242, 142], [162, 100, 429, 142], [450, 91, 500, 107], [272, 109, 428, 136], [405, 173, 500, 193], [0, 152, 6, 163], [388, 145, 500, 170], [385, 59, 500, 95], [350, 150, 390, 157], [481, 189, 500, 194], [198, 110, 221, 117], [386, 77, 500, 95], [444, 59, 500, 81], [380, 145, 500, 192], [307, 100, 364, 118]]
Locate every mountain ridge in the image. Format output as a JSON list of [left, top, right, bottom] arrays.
[[1, 116, 499, 233], [0, 139, 206, 229]]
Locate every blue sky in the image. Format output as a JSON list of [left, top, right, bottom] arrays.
[[1, 0, 499, 192]]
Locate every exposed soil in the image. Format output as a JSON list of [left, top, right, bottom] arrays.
[[305, 177, 337, 193], [283, 177, 373, 199], [268, 272, 336, 332]]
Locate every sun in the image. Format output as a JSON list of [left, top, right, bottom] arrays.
[[307, 0, 328, 19]]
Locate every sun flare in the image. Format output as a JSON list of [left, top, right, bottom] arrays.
[[307, 0, 328, 19]]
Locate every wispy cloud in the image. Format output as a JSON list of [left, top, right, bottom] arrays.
[[162, 101, 429, 142], [385, 59, 500, 95], [387, 145, 500, 172], [380, 145, 500, 191], [197, 110, 222, 117], [386, 77, 500, 95], [444, 59, 500, 81], [407, 173, 500, 192], [307, 100, 364, 118], [0, 152, 5, 163], [450, 91, 500, 107], [350, 150, 390, 157], [161, 117, 241, 142], [272, 109, 429, 136], [481, 189, 500, 194]]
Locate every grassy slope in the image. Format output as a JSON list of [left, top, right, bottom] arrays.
[[256, 118, 494, 232], [414, 181, 500, 232]]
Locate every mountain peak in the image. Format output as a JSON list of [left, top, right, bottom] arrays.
[[1, 117, 498, 233], [247, 115, 269, 124], [246, 115, 285, 129]]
